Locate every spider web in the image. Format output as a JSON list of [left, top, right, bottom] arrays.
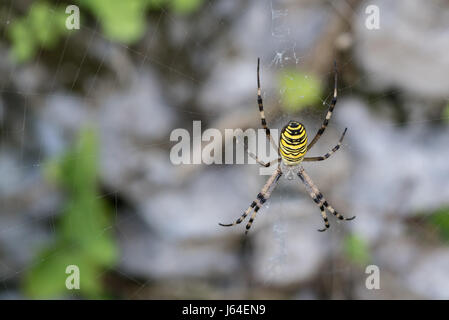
[[1, 0, 449, 300]]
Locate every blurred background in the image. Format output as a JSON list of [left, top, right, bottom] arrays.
[[0, 0, 449, 299]]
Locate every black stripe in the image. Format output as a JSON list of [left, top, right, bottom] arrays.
[[281, 135, 307, 144], [281, 145, 307, 153], [286, 129, 303, 136]]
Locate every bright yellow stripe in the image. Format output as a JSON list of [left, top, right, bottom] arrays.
[[280, 138, 307, 150], [281, 135, 307, 148], [282, 130, 306, 140]]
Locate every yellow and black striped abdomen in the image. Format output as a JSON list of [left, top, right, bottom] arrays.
[[279, 121, 308, 165]]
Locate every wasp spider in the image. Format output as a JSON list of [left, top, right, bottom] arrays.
[[219, 58, 355, 234]]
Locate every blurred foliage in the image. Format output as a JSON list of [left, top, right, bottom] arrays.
[[76, 0, 148, 44], [24, 128, 117, 299], [443, 102, 449, 124], [7, 0, 205, 63], [429, 207, 449, 242], [278, 69, 322, 112], [8, 2, 68, 62], [170, 0, 204, 13], [343, 233, 371, 266]]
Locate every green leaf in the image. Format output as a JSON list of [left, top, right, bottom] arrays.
[[8, 0, 204, 63], [8, 19, 36, 62], [7, 2, 68, 63], [429, 207, 449, 241], [24, 246, 73, 299], [278, 69, 322, 112], [24, 128, 117, 299], [28, 2, 67, 49], [147, 0, 167, 10], [343, 233, 370, 266], [23, 243, 105, 299], [77, 0, 148, 43], [171, 0, 204, 14], [443, 102, 449, 124], [85, 230, 118, 266]]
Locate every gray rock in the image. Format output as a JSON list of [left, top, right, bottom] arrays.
[[117, 214, 239, 280], [406, 249, 449, 299], [141, 167, 255, 241], [339, 98, 449, 218], [99, 71, 175, 141], [37, 93, 90, 156], [252, 199, 334, 286], [355, 0, 449, 98], [198, 58, 258, 113]]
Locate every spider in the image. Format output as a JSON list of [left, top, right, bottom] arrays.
[[219, 58, 355, 234]]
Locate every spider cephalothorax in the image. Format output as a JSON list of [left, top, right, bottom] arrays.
[[219, 58, 355, 234]]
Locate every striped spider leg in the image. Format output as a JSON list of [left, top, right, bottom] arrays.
[[298, 167, 355, 231], [303, 127, 347, 162], [257, 58, 279, 154], [307, 61, 339, 152], [219, 167, 282, 234], [220, 58, 282, 234], [242, 57, 281, 169], [246, 149, 281, 167]]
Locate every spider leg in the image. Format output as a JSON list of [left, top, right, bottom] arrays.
[[298, 167, 355, 231], [244, 168, 282, 234], [247, 148, 281, 167], [297, 172, 330, 231], [219, 168, 282, 233], [307, 61, 338, 151], [257, 58, 279, 153], [317, 205, 330, 232], [303, 128, 347, 162], [218, 201, 256, 227]]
